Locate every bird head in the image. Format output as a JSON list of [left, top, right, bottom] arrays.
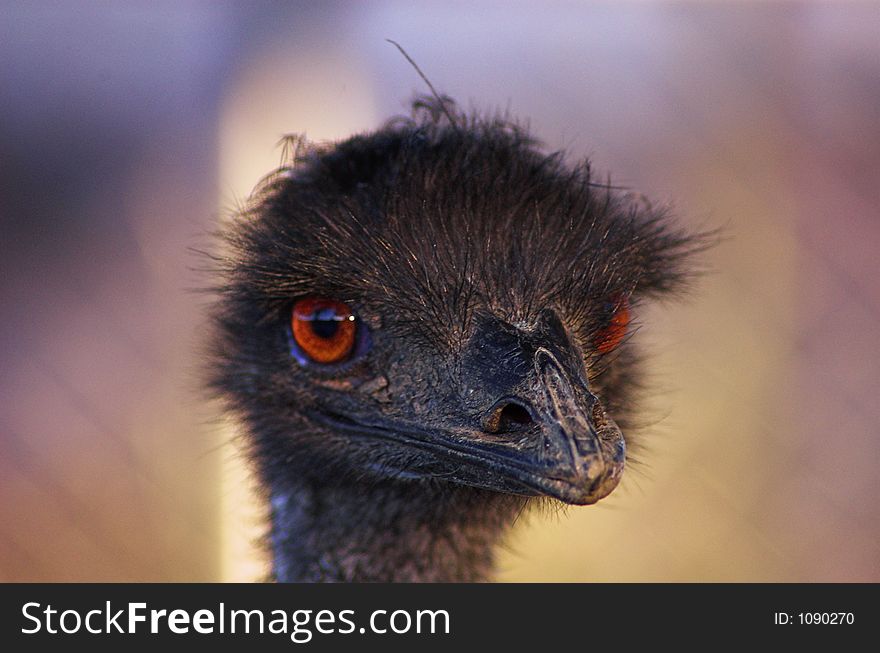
[[210, 99, 700, 506]]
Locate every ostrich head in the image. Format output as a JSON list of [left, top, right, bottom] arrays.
[[209, 98, 700, 580]]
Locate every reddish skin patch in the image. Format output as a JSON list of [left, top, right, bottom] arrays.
[[292, 298, 356, 363], [595, 297, 630, 354]]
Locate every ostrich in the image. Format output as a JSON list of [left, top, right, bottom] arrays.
[[208, 97, 700, 582]]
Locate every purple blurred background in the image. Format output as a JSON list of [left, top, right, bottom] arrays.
[[1, 1, 878, 581]]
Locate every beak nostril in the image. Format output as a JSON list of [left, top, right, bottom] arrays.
[[485, 400, 534, 434]]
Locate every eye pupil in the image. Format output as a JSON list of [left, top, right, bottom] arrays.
[[310, 309, 341, 339]]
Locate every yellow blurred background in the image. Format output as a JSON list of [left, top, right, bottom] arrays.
[[1, 1, 878, 582]]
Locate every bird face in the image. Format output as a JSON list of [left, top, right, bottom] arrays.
[[291, 297, 627, 505], [211, 100, 698, 507]]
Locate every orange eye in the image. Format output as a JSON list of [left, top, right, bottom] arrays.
[[291, 298, 357, 364], [594, 296, 630, 354]]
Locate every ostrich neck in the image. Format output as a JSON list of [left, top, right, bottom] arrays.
[[269, 479, 526, 582]]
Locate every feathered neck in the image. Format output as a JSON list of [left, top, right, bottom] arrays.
[[269, 479, 527, 582]]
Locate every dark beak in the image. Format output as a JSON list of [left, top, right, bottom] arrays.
[[452, 346, 625, 505]]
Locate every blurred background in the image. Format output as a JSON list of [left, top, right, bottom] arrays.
[[1, 1, 878, 582]]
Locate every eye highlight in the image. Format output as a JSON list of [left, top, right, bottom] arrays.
[[291, 297, 357, 364], [594, 295, 630, 354]]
